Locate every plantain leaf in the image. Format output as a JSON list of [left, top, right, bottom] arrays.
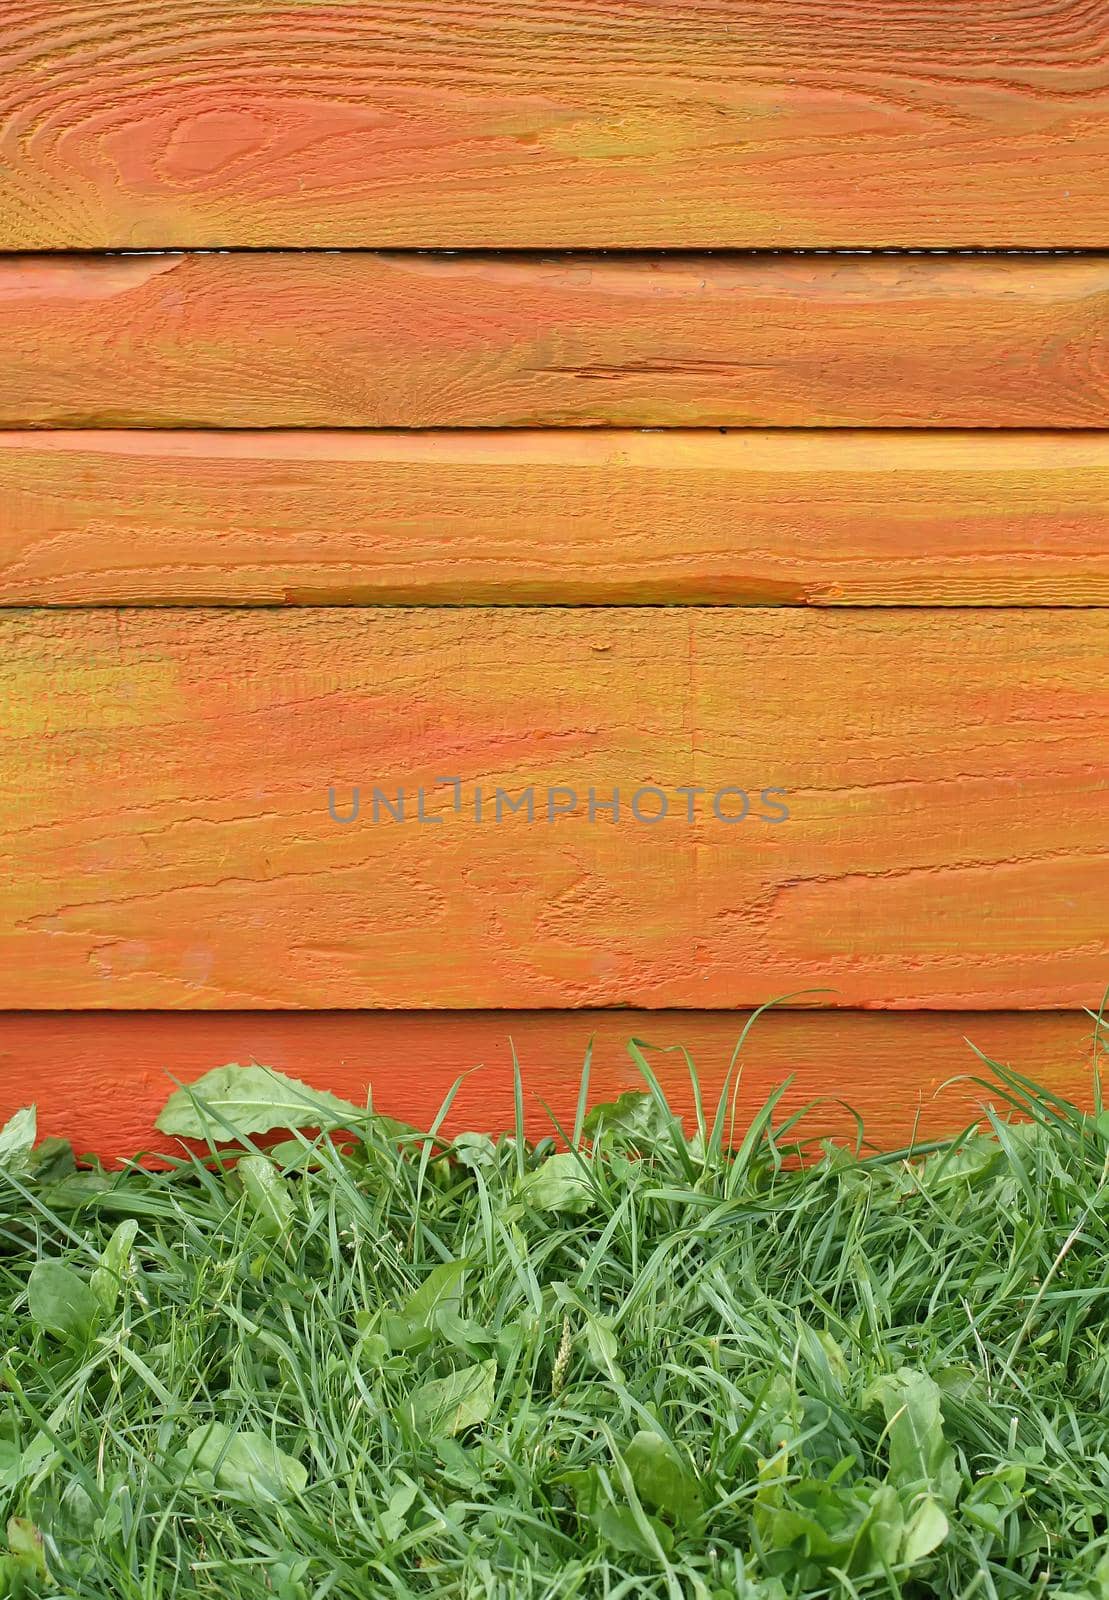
[[622, 1430, 703, 1527], [867, 1367, 961, 1506], [236, 1156, 296, 1238], [27, 1260, 99, 1342], [863, 1483, 904, 1566], [91, 1219, 139, 1314], [595, 1502, 674, 1558], [901, 1495, 950, 1564], [180, 1422, 307, 1502], [384, 1261, 466, 1351], [408, 1359, 497, 1437], [25, 1137, 76, 1185], [583, 1091, 671, 1145], [517, 1153, 595, 1216]]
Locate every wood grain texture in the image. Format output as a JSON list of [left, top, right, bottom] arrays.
[[2, 430, 1107, 606], [3, 252, 1109, 428], [1, 3, 1107, 248], [0, 1010, 1097, 1164], [0, 608, 1104, 1012]]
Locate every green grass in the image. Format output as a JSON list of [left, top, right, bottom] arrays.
[[3, 1038, 1109, 1600]]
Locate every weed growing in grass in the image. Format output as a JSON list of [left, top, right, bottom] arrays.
[[2, 1040, 1109, 1598]]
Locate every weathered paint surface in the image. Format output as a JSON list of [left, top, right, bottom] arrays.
[[2, 429, 1107, 606], [1, 253, 1108, 429], [1, 3, 1106, 247], [0, 1010, 1095, 1164], [0, 608, 1104, 1011]]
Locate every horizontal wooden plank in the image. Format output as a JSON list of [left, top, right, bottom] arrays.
[[0, 1010, 1096, 1164], [0, 608, 1104, 1011], [2, 430, 1107, 606], [1, 4, 1106, 248], [3, 253, 1109, 428]]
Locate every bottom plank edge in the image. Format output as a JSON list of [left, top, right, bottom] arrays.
[[0, 1009, 1097, 1163]]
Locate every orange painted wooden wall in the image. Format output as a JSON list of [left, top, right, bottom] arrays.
[[0, 2, 1106, 1159]]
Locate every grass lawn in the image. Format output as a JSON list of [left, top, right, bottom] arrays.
[[2, 1037, 1109, 1599]]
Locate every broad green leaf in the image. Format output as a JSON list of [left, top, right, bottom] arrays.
[[559, 1464, 606, 1522], [434, 1437, 484, 1490], [584, 1313, 623, 1380], [366, 1110, 424, 1145], [436, 1311, 494, 1358], [622, 1430, 703, 1527], [403, 1261, 465, 1328], [583, 1090, 671, 1145], [355, 1324, 389, 1359], [181, 1423, 307, 1502], [0, 1107, 35, 1172], [813, 1330, 850, 1386], [27, 1260, 99, 1342], [595, 1502, 674, 1558], [385, 1261, 467, 1351], [6, 1518, 47, 1580], [963, 1464, 1025, 1538], [12, 1428, 54, 1489], [1095, 1555, 1109, 1600], [753, 1447, 789, 1543], [236, 1156, 296, 1238], [25, 1137, 76, 1185], [517, 1153, 595, 1216], [408, 1359, 497, 1437], [867, 1368, 961, 1505], [862, 1484, 904, 1566], [156, 1064, 362, 1140], [452, 1133, 498, 1169], [39, 1169, 110, 1209], [901, 1496, 949, 1564], [265, 1555, 312, 1600], [268, 1138, 326, 1171], [54, 1478, 98, 1545], [921, 1135, 1004, 1190], [755, 1477, 873, 1567], [0, 1442, 20, 1492], [91, 1219, 139, 1314], [379, 1478, 419, 1541]]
